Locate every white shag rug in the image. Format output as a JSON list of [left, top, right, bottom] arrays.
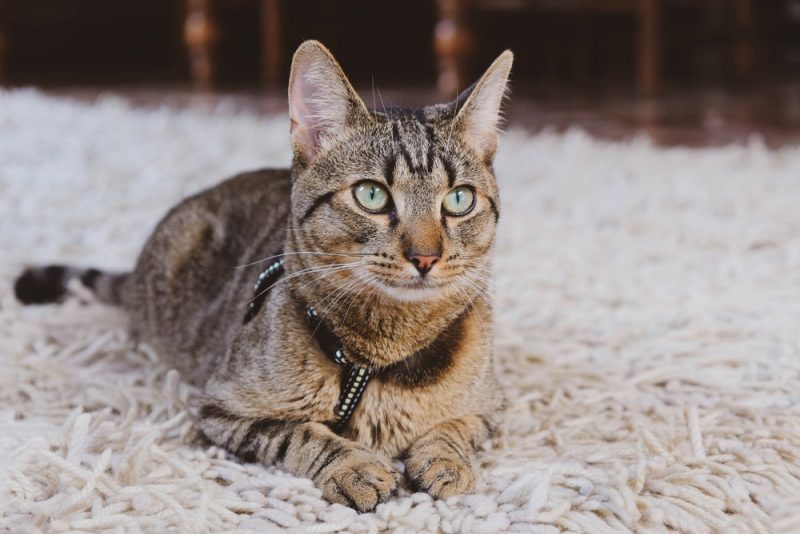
[[2, 89, 800, 534]]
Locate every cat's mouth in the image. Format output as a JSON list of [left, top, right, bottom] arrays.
[[368, 276, 445, 302], [380, 275, 440, 289]]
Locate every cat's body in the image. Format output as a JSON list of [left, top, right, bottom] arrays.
[[129, 169, 292, 387], [128, 167, 500, 459], [15, 41, 513, 511]]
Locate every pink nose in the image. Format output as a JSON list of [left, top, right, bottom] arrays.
[[407, 254, 439, 275]]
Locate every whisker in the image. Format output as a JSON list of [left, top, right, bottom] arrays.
[[341, 272, 375, 324], [314, 273, 364, 311], [459, 273, 493, 302], [444, 264, 504, 290], [236, 251, 375, 269], [445, 80, 460, 152], [376, 84, 389, 119], [311, 276, 372, 337], [290, 262, 362, 297], [461, 270, 497, 288], [453, 274, 492, 342], [244, 261, 361, 305]]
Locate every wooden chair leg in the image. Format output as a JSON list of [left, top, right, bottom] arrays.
[[435, 0, 473, 98], [637, 0, 662, 96], [733, 0, 754, 80], [0, 37, 5, 86], [261, 0, 283, 89], [184, 0, 216, 91], [0, 2, 6, 85]]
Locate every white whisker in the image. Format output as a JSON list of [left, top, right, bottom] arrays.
[[244, 261, 361, 305], [236, 251, 374, 269]]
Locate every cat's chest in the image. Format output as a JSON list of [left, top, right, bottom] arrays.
[[339, 341, 490, 457], [345, 380, 465, 458], [311, 308, 493, 457]]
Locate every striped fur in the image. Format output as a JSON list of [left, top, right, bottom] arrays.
[[200, 405, 397, 511], [14, 265, 128, 305]]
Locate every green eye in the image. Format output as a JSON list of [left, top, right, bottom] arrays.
[[353, 181, 391, 212], [442, 186, 476, 216]]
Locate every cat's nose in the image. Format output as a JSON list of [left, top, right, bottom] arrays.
[[405, 253, 440, 276]]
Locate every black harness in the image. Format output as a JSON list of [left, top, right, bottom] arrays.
[[243, 257, 373, 433]]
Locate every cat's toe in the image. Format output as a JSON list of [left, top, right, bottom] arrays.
[[318, 451, 398, 512], [405, 454, 475, 499]]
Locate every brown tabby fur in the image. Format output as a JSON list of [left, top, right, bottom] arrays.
[[14, 41, 513, 512]]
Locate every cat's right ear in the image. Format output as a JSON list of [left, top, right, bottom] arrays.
[[288, 41, 371, 166]]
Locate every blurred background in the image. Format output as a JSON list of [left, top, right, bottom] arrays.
[[1, 0, 799, 146]]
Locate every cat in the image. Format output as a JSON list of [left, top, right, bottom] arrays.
[[14, 40, 513, 512]]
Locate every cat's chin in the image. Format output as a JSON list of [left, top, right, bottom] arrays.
[[372, 279, 443, 303]]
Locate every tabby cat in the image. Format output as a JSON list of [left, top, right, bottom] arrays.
[[15, 41, 513, 512]]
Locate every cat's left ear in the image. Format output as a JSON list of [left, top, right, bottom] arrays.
[[453, 50, 514, 162], [288, 40, 372, 166]]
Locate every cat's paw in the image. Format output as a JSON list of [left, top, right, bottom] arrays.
[[405, 453, 475, 499], [318, 450, 398, 512]]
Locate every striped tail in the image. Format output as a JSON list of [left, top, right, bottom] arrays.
[[14, 265, 130, 306]]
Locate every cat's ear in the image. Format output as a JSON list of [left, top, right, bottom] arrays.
[[288, 40, 371, 166], [452, 50, 513, 162]]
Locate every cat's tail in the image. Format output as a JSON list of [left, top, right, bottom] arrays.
[[14, 265, 130, 306]]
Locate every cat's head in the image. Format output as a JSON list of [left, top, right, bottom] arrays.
[[287, 40, 512, 303]]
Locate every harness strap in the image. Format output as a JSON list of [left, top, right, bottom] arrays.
[[243, 256, 372, 433], [306, 306, 373, 433], [243, 258, 285, 324]]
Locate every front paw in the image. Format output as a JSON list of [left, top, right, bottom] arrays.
[[405, 453, 476, 499], [318, 449, 398, 512]]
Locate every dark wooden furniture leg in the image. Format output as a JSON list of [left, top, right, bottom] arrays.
[[184, 0, 216, 91], [637, 0, 662, 96], [733, 0, 754, 80], [0, 1, 6, 85], [261, 0, 283, 89], [435, 0, 473, 98]]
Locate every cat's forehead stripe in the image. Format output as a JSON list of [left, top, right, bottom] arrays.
[[395, 129, 418, 175], [384, 154, 397, 187], [440, 155, 457, 188], [389, 118, 446, 182], [424, 125, 436, 174]]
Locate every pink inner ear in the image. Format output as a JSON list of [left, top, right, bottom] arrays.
[[289, 69, 321, 159], [290, 121, 317, 162], [287, 43, 372, 164], [460, 101, 502, 161], [291, 67, 320, 129], [478, 134, 498, 160]]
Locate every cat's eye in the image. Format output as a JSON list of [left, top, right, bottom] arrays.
[[442, 186, 476, 216], [353, 181, 391, 213]]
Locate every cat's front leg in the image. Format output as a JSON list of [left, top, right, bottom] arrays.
[[404, 414, 494, 499], [199, 404, 398, 511]]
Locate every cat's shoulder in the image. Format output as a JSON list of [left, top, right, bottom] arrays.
[[156, 167, 292, 226], [199, 167, 292, 203]]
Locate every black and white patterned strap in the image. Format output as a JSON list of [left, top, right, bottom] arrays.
[[306, 306, 373, 433], [243, 258, 285, 325], [242, 257, 373, 433]]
